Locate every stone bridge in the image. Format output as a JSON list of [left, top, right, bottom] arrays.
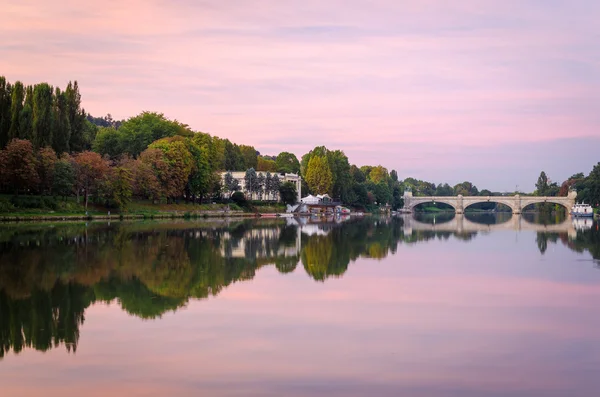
[[402, 190, 576, 214]]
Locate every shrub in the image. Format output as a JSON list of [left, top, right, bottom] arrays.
[[230, 191, 247, 207]]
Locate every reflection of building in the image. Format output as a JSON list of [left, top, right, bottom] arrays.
[[220, 171, 301, 202], [220, 227, 301, 259]]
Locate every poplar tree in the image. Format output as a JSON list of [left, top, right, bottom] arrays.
[[19, 85, 34, 140], [9, 81, 24, 140], [33, 83, 54, 148], [66, 81, 86, 152], [305, 155, 333, 195], [0, 77, 12, 148], [52, 87, 71, 154]]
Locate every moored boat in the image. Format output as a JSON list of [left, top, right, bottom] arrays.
[[571, 202, 594, 217]]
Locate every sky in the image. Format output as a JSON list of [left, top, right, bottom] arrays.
[[1, 0, 599, 192]]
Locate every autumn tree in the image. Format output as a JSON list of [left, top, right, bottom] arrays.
[[148, 136, 194, 200], [72, 151, 109, 209], [256, 156, 276, 172], [369, 165, 389, 184], [305, 155, 332, 195], [37, 147, 58, 195], [0, 139, 39, 194], [101, 167, 133, 210]]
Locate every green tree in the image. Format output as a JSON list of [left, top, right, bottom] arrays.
[[270, 174, 281, 200], [279, 181, 297, 205], [244, 168, 259, 199], [33, 83, 54, 148], [114, 112, 194, 157], [52, 87, 71, 154], [0, 77, 12, 148], [390, 169, 399, 182], [8, 81, 24, 140], [104, 167, 133, 210], [275, 152, 300, 174], [239, 145, 258, 169], [65, 81, 88, 152], [223, 172, 240, 198], [148, 136, 194, 200], [19, 86, 34, 140], [92, 127, 122, 158], [52, 159, 76, 199], [536, 171, 549, 196], [305, 155, 332, 194]]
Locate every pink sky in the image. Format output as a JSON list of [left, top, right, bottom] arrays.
[[1, 0, 599, 190]]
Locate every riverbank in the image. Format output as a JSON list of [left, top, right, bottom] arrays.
[[0, 197, 290, 222]]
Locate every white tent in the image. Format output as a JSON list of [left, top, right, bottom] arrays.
[[301, 194, 320, 204]]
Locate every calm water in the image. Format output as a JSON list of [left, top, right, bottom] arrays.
[[1, 214, 599, 397]]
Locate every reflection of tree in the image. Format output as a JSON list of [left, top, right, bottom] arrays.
[[2, 217, 599, 358]]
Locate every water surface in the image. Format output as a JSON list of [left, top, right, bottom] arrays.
[[1, 215, 599, 396]]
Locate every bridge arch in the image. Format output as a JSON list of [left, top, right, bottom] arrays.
[[520, 198, 571, 212], [462, 198, 516, 213], [408, 198, 457, 212]]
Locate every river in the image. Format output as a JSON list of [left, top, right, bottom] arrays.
[[1, 214, 599, 396]]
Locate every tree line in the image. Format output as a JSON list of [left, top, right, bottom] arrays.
[[2, 75, 599, 211]]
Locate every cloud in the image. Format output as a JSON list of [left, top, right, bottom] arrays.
[[1, 0, 599, 190]]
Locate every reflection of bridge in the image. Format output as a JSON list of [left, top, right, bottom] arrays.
[[401, 214, 577, 238], [402, 190, 577, 214]]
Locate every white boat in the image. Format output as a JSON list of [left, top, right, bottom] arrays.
[[571, 202, 594, 217]]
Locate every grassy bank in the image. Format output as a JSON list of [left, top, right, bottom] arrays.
[[0, 195, 287, 221]]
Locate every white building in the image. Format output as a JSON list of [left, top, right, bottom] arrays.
[[221, 171, 302, 202]]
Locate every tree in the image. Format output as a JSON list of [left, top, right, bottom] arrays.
[[264, 172, 273, 200], [275, 152, 300, 174], [127, 159, 161, 202], [270, 174, 281, 200], [52, 87, 71, 154], [305, 155, 332, 195], [52, 159, 76, 199], [103, 167, 133, 210], [66, 81, 88, 152], [369, 165, 389, 184], [0, 77, 12, 148], [244, 168, 259, 199], [223, 172, 240, 198], [279, 181, 297, 205], [110, 111, 194, 158], [19, 86, 34, 140], [390, 169, 399, 182], [256, 173, 266, 199], [9, 81, 24, 140], [536, 171, 549, 196], [239, 145, 258, 169], [37, 147, 58, 195], [148, 136, 194, 200], [1, 139, 39, 194], [92, 127, 122, 158], [257, 156, 277, 172], [139, 148, 170, 201], [33, 83, 54, 148], [72, 151, 109, 209]]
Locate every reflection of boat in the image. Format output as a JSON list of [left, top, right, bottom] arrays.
[[571, 203, 594, 217], [572, 217, 593, 231]]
